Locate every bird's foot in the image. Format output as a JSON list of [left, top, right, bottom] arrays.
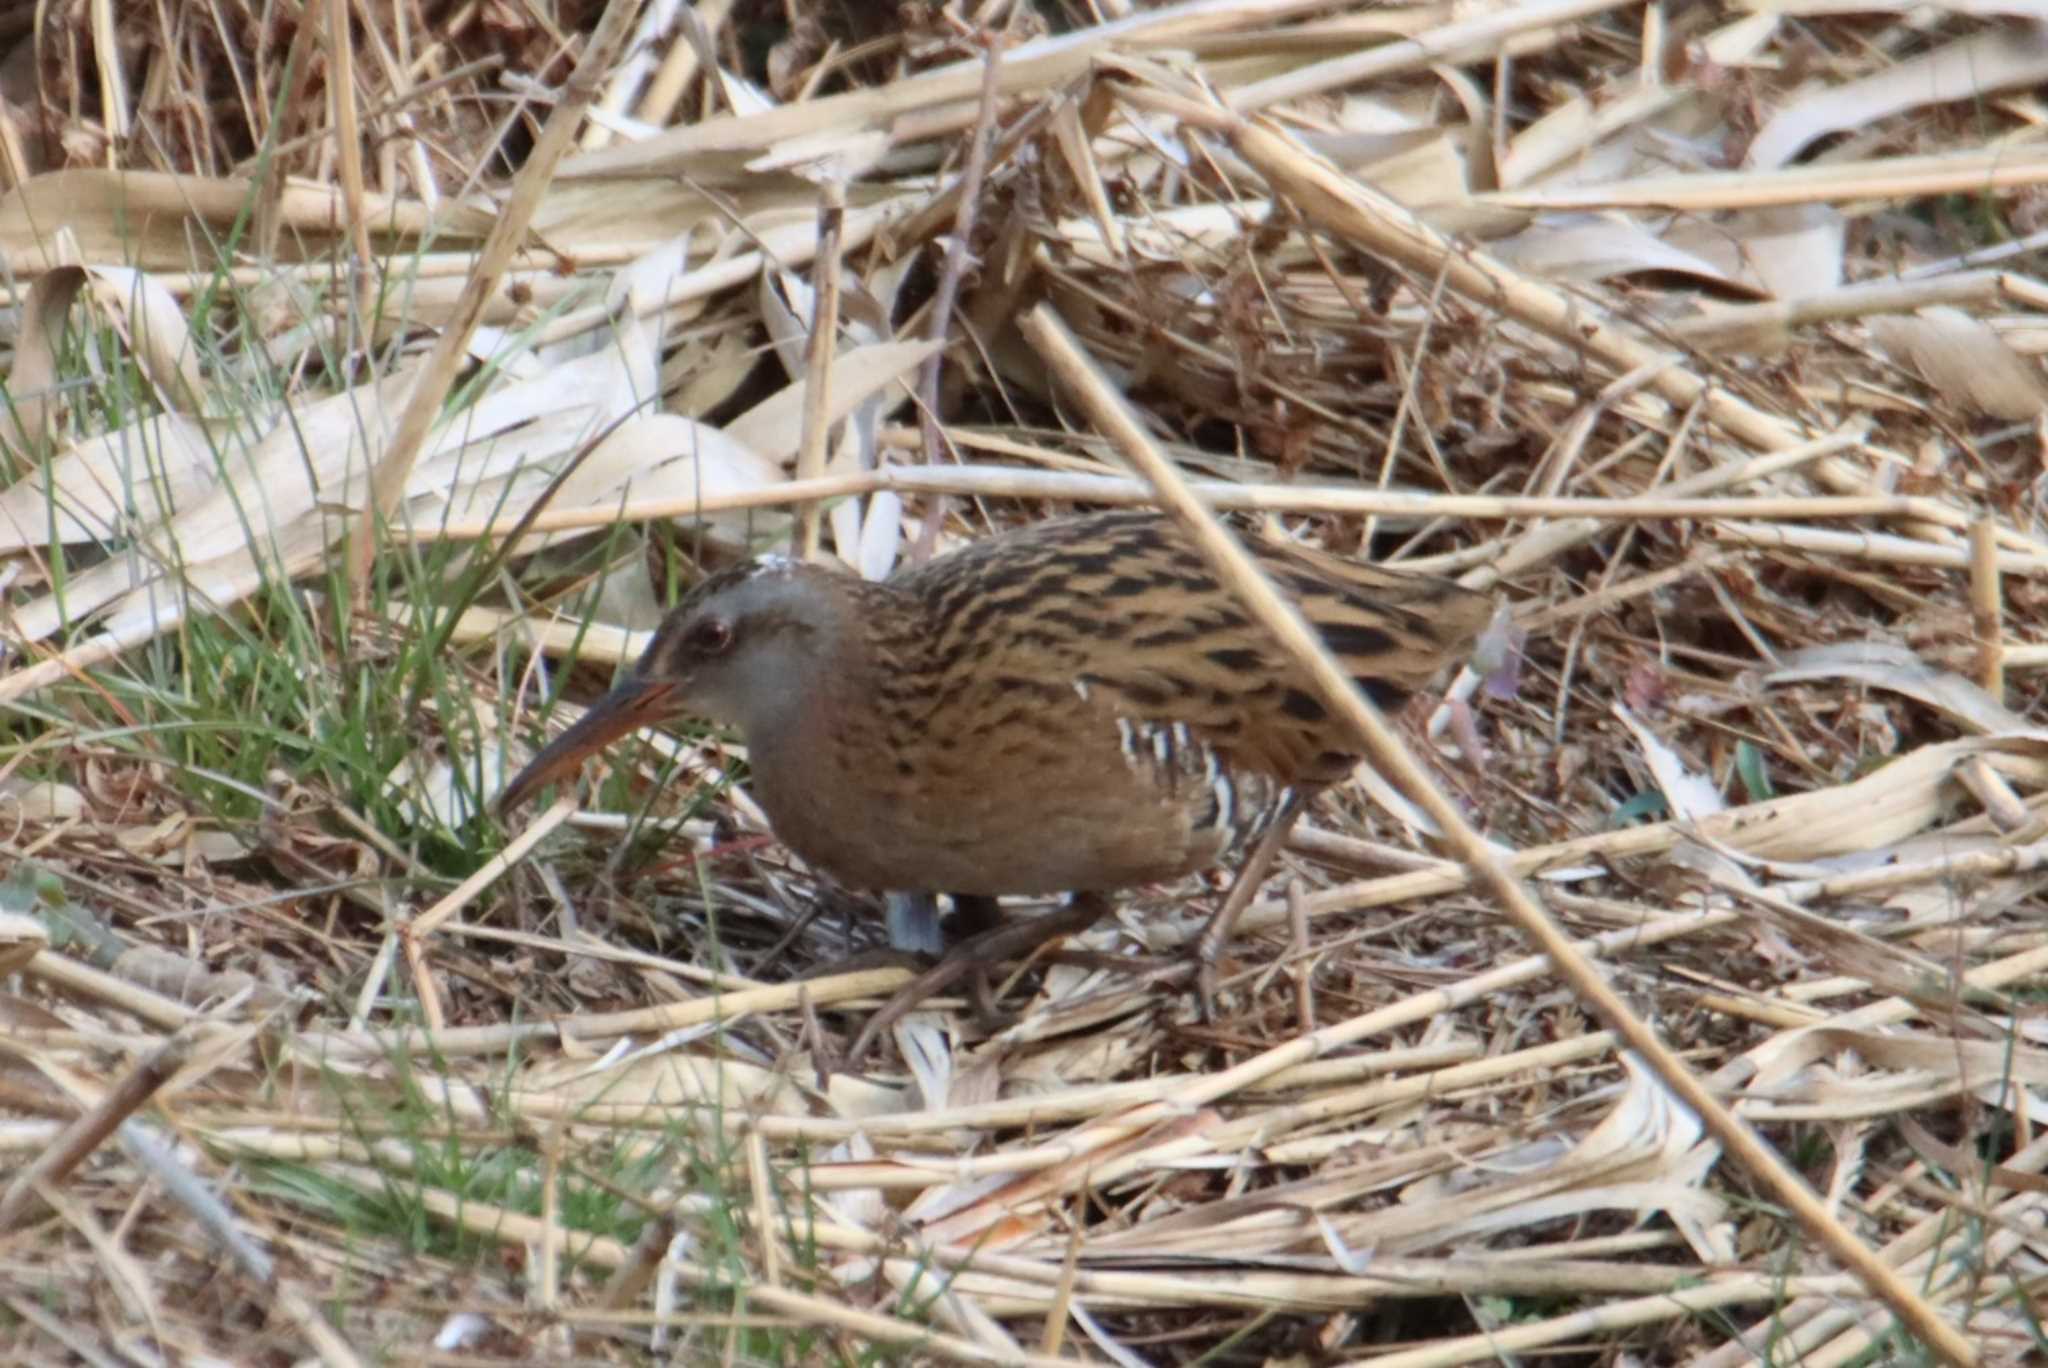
[[846, 893, 1114, 1062], [1192, 792, 1308, 1022]]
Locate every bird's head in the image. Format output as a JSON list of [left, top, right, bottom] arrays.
[[497, 556, 853, 813]]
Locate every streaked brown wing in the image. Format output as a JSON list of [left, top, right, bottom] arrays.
[[893, 511, 1489, 784]]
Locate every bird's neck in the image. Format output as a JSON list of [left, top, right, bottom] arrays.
[[738, 577, 911, 797]]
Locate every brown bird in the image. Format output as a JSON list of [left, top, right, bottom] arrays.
[[500, 509, 1490, 1041]]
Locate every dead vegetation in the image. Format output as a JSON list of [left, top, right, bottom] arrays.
[[3, 0, 2048, 1362]]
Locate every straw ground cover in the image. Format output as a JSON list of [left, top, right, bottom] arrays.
[[4, 0, 2048, 1361]]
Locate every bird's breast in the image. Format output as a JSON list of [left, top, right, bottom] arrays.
[[742, 690, 1295, 896]]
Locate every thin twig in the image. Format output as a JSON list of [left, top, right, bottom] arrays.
[[912, 29, 1006, 564], [796, 180, 845, 560], [1971, 515, 2005, 700], [0, 1027, 195, 1230]]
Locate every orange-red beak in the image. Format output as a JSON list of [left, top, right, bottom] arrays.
[[498, 678, 677, 814]]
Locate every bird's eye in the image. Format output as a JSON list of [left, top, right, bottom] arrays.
[[687, 617, 734, 654]]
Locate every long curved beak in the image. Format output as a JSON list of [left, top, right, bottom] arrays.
[[498, 678, 677, 814]]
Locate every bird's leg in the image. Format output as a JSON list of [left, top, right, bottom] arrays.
[[808, 892, 1006, 987], [1194, 790, 1309, 1022], [943, 893, 1005, 1025], [882, 891, 1002, 957], [885, 891, 944, 956], [941, 893, 1004, 943], [846, 892, 1113, 1062]]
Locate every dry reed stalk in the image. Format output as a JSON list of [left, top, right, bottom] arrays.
[[423, 463, 1965, 546], [1487, 143, 2048, 212]]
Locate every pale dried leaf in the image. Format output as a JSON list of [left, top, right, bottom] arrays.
[[0, 412, 221, 551], [897, 1014, 954, 1110], [1357, 126, 1474, 209], [747, 128, 894, 182], [815, 1132, 886, 1229], [544, 411, 787, 550], [1614, 703, 1725, 821], [518, 1050, 806, 1116], [713, 64, 777, 119], [1492, 213, 1751, 287], [385, 751, 480, 833], [2, 368, 416, 645], [0, 779, 87, 821], [757, 268, 814, 380], [607, 216, 734, 320], [1868, 307, 2048, 421], [668, 327, 760, 416], [1763, 640, 2032, 735], [1662, 203, 1845, 299], [824, 1071, 913, 1120], [724, 338, 942, 461], [1695, 736, 2048, 860], [0, 913, 46, 975], [86, 266, 204, 407], [854, 489, 904, 582], [1748, 1026, 2048, 1101], [1749, 21, 2048, 170]]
